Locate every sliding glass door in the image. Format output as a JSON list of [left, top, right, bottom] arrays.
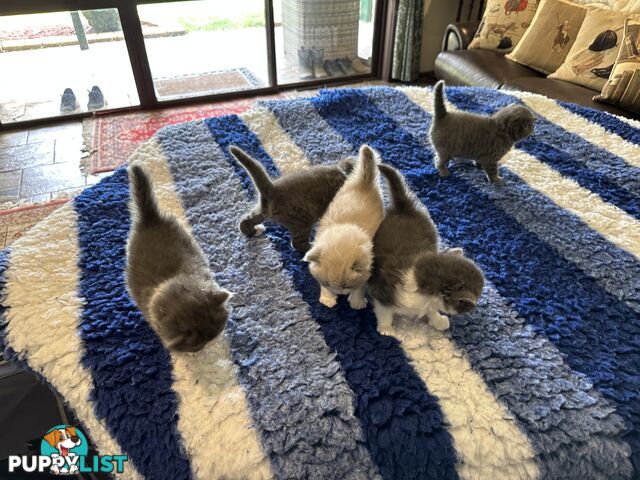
[[0, 9, 139, 124], [0, 0, 382, 127], [137, 0, 270, 101]]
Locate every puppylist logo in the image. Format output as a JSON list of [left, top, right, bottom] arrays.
[[8, 425, 128, 475]]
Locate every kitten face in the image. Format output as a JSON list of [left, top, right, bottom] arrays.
[[149, 278, 231, 352], [413, 251, 484, 315], [304, 225, 372, 295], [497, 105, 536, 141]]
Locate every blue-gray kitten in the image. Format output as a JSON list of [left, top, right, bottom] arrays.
[[368, 164, 484, 335], [229, 146, 353, 252], [126, 165, 231, 353], [429, 80, 535, 183]]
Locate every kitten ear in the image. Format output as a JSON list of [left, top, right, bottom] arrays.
[[211, 290, 233, 304], [351, 258, 369, 274], [303, 248, 321, 263], [447, 247, 464, 256]]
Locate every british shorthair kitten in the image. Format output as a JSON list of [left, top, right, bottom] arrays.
[[304, 145, 384, 310], [126, 164, 232, 353], [368, 164, 484, 335], [429, 80, 535, 183], [229, 146, 353, 252]]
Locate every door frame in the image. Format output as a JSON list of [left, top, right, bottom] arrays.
[[0, 0, 388, 130]]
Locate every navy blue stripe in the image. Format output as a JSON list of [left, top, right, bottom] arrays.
[[310, 87, 640, 474], [560, 101, 640, 147], [0, 249, 14, 360], [205, 115, 460, 480], [74, 168, 193, 480], [443, 88, 640, 217]]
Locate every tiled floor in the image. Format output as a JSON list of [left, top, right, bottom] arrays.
[[0, 121, 107, 205]]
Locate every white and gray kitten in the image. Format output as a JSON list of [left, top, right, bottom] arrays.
[[304, 145, 384, 310], [126, 164, 232, 353], [429, 80, 535, 183], [368, 164, 484, 336]]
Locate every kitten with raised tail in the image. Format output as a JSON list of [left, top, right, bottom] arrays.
[[369, 163, 484, 335], [304, 145, 384, 310], [126, 164, 232, 353], [429, 80, 535, 183], [228, 146, 353, 252]]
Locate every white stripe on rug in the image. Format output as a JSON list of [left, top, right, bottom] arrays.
[[127, 138, 272, 480], [241, 105, 310, 174], [247, 111, 538, 480], [511, 92, 640, 169], [401, 87, 640, 260], [2, 203, 143, 480]]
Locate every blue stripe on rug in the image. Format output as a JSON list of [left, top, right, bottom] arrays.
[[266, 89, 632, 479], [559, 101, 640, 146], [307, 87, 639, 476], [73, 168, 193, 480], [205, 116, 460, 480], [440, 88, 640, 216], [366, 87, 640, 314], [156, 120, 380, 480]]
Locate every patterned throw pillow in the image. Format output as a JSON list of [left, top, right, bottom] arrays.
[[469, 0, 539, 53], [594, 19, 640, 113], [506, 0, 589, 74], [549, 9, 636, 92]]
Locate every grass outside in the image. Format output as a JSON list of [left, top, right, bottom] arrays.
[[178, 12, 265, 32]]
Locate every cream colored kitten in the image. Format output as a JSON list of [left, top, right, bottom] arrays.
[[304, 145, 384, 309]]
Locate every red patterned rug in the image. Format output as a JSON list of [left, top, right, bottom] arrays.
[[82, 98, 255, 174], [0, 199, 69, 248]]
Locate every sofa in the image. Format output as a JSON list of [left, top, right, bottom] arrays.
[[434, 20, 640, 120]]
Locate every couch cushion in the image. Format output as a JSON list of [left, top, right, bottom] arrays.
[[502, 76, 639, 118], [435, 50, 543, 88]]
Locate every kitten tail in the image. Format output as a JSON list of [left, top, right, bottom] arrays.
[[352, 145, 379, 185], [433, 80, 448, 121], [379, 163, 416, 212], [129, 164, 161, 223], [229, 146, 275, 199]]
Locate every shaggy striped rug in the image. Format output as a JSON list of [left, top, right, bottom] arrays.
[[1, 86, 639, 480]]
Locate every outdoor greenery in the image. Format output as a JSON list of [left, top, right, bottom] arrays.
[[178, 13, 264, 32], [82, 9, 121, 33]]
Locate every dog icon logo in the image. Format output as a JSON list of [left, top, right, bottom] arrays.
[[40, 425, 88, 475]]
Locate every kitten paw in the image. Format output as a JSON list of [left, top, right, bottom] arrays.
[[431, 314, 450, 331], [377, 326, 395, 337], [438, 168, 451, 177], [253, 224, 266, 236], [348, 294, 367, 309], [320, 295, 337, 308]]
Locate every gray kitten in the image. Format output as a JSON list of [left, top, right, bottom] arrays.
[[229, 146, 353, 252], [368, 164, 485, 335], [429, 80, 535, 183], [126, 164, 232, 353]]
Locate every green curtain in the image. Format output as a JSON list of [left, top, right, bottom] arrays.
[[392, 0, 424, 82]]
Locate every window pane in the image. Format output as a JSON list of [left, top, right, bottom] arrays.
[[275, 0, 375, 85], [138, 0, 269, 101], [0, 10, 139, 124]]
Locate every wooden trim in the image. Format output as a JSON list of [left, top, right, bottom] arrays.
[[117, 2, 157, 107], [379, 0, 397, 82], [264, 0, 278, 87]]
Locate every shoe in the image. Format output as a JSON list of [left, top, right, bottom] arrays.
[[87, 86, 105, 110], [324, 59, 344, 77], [60, 88, 79, 114], [311, 48, 328, 79], [336, 58, 355, 75], [297, 47, 314, 80], [351, 58, 370, 74]]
